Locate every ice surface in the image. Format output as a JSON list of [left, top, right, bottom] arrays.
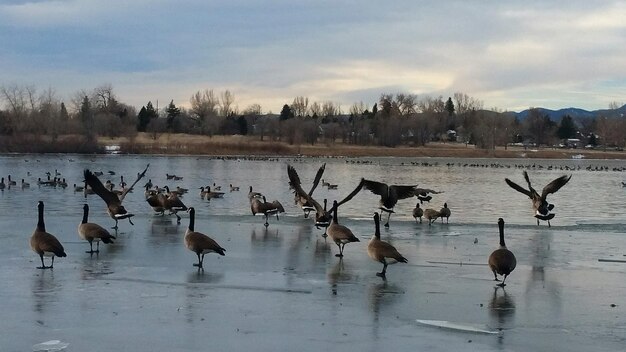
[[0, 155, 625, 352], [416, 319, 500, 334], [32, 340, 69, 352]]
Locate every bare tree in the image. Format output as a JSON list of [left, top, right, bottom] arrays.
[[349, 101, 366, 117], [453, 92, 483, 115], [190, 89, 219, 134], [243, 103, 262, 115], [219, 90, 235, 116], [310, 101, 322, 117], [395, 93, 418, 116], [291, 96, 309, 117], [93, 84, 115, 111]]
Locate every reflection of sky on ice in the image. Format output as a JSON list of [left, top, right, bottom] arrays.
[[0, 154, 624, 351]]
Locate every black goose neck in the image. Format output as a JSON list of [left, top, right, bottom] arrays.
[[498, 219, 506, 247], [37, 202, 45, 231], [188, 208, 195, 231]]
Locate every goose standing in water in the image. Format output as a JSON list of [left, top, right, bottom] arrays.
[[21, 179, 30, 189], [505, 171, 571, 227], [78, 204, 116, 254], [488, 218, 516, 287], [30, 201, 66, 269], [327, 200, 360, 257], [184, 207, 225, 269], [362, 179, 417, 228], [367, 212, 408, 278], [84, 164, 149, 230], [229, 184, 240, 192]]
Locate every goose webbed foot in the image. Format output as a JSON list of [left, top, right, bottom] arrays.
[[335, 253, 344, 257], [376, 272, 387, 279], [86, 250, 100, 254], [384, 222, 390, 228]]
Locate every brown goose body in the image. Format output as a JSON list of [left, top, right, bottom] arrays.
[[412, 203, 424, 223], [327, 200, 360, 257], [184, 207, 225, 269], [30, 201, 66, 269], [367, 212, 407, 277], [488, 218, 516, 286], [439, 203, 451, 223], [251, 196, 285, 227], [78, 204, 116, 253], [423, 208, 440, 225]]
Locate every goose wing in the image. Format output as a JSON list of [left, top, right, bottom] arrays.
[[541, 174, 571, 199], [307, 163, 326, 196], [84, 169, 120, 206], [362, 179, 388, 197], [327, 178, 365, 213], [119, 164, 150, 201], [287, 165, 323, 212], [391, 185, 419, 200], [504, 177, 531, 197], [413, 188, 444, 196]]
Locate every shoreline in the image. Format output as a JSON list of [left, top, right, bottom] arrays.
[[2, 133, 626, 160]]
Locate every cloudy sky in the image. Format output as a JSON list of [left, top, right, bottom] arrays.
[[1, 0, 625, 113]]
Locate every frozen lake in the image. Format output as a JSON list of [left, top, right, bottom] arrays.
[[0, 154, 625, 351]]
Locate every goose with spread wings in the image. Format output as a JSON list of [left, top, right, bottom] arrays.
[[505, 171, 571, 227], [84, 164, 150, 230], [362, 179, 417, 228], [287, 164, 364, 235], [291, 163, 326, 218]]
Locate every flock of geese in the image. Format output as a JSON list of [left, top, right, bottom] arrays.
[[20, 161, 573, 283]]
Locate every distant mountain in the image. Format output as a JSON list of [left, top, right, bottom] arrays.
[[515, 104, 626, 121]]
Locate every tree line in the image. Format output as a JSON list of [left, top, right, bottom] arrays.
[[1, 83, 624, 150]]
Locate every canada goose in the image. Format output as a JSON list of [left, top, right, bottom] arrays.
[[287, 165, 364, 232], [0, 177, 5, 190], [248, 186, 263, 200], [251, 196, 285, 227], [204, 186, 224, 199], [73, 183, 84, 192], [322, 178, 338, 189], [78, 204, 116, 253], [166, 173, 175, 180], [290, 164, 325, 218], [362, 179, 417, 227], [368, 212, 408, 278], [212, 183, 222, 191], [413, 187, 444, 204], [327, 200, 360, 257], [439, 203, 451, 223], [412, 203, 423, 223], [488, 218, 516, 287], [144, 179, 153, 189], [423, 208, 440, 226], [7, 175, 17, 186], [505, 171, 571, 226], [119, 175, 127, 188], [30, 201, 66, 269], [144, 184, 158, 198], [229, 184, 240, 192], [84, 164, 149, 230], [163, 186, 188, 223], [21, 179, 30, 189], [199, 186, 208, 199], [58, 178, 68, 188], [185, 207, 225, 269], [146, 191, 166, 215], [622, 181, 626, 187]]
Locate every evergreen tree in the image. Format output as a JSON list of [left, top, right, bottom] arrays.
[[237, 116, 248, 135], [137, 106, 149, 132], [556, 115, 576, 139], [59, 102, 69, 121], [372, 103, 378, 116], [279, 104, 294, 121], [80, 96, 95, 141], [165, 100, 180, 131], [445, 97, 455, 116]]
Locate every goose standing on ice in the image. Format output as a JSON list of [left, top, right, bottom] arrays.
[[184, 207, 225, 269], [327, 200, 360, 257], [30, 201, 66, 269], [488, 218, 516, 287], [367, 212, 408, 278], [78, 204, 116, 254]]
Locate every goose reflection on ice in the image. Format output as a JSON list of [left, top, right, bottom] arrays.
[[488, 286, 515, 330], [32, 270, 60, 314]]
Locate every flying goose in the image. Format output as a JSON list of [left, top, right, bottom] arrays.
[[287, 165, 364, 233], [488, 218, 516, 287], [505, 171, 571, 226], [84, 164, 149, 230], [185, 207, 225, 269], [30, 201, 66, 269], [439, 203, 451, 223], [362, 179, 417, 227], [412, 203, 423, 223], [78, 204, 116, 253], [290, 163, 325, 218], [251, 196, 285, 227], [327, 200, 360, 257], [413, 187, 444, 204], [367, 212, 408, 278]]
